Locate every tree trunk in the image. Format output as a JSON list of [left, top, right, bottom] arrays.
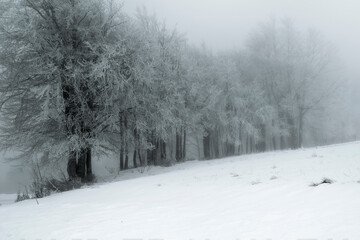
[[147, 133, 157, 165], [124, 116, 129, 169], [182, 129, 186, 161], [160, 139, 166, 163], [67, 151, 77, 180], [120, 148, 124, 171], [280, 135, 285, 150], [147, 148, 153, 165], [153, 139, 158, 165], [196, 135, 202, 160], [272, 136, 277, 151], [287, 116, 298, 149], [245, 135, 249, 154], [133, 128, 139, 168], [67, 147, 92, 182], [138, 150, 143, 166], [203, 131, 211, 160], [298, 111, 304, 148], [175, 133, 179, 161], [119, 114, 124, 171], [85, 147, 92, 181], [133, 149, 137, 168], [176, 131, 183, 162], [258, 124, 266, 152], [212, 129, 219, 158], [124, 149, 129, 170]]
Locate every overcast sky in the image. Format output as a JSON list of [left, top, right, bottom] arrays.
[[122, 0, 360, 83]]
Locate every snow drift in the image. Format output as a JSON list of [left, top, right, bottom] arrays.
[[1, 142, 360, 240]]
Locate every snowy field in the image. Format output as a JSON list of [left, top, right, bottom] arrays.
[[1, 142, 360, 240]]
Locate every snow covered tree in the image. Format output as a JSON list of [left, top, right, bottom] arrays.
[[136, 11, 184, 165], [0, 0, 130, 181], [244, 19, 337, 149]]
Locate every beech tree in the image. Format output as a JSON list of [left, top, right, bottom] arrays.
[[137, 10, 189, 165], [0, 0, 129, 181], [245, 19, 337, 149]]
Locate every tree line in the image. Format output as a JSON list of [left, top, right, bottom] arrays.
[[0, 0, 339, 182]]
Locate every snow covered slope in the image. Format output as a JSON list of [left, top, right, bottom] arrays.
[[1, 142, 360, 240]]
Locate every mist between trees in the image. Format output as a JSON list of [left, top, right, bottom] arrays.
[[0, 0, 352, 183]]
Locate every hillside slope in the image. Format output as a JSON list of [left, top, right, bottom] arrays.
[[1, 142, 360, 240]]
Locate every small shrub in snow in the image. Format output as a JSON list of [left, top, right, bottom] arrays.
[[17, 177, 90, 203], [15, 192, 31, 203], [160, 159, 174, 167], [310, 178, 334, 187], [230, 172, 239, 177], [45, 178, 83, 193], [251, 180, 261, 185], [31, 179, 50, 199], [270, 176, 278, 180], [138, 165, 152, 174]]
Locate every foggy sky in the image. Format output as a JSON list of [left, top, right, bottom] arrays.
[[122, 0, 360, 132], [122, 0, 360, 83]]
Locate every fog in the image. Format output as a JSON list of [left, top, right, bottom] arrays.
[[122, 0, 360, 126], [123, 0, 360, 78], [0, 160, 30, 194], [1, 0, 360, 194], [122, 0, 360, 136]]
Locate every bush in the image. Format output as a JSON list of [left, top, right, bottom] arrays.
[[15, 176, 93, 203], [310, 178, 334, 187], [45, 178, 84, 192], [31, 179, 50, 199], [15, 190, 31, 203]]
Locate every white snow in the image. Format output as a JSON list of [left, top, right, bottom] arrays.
[[1, 142, 360, 240]]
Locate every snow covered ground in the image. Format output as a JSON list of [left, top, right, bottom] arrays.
[[1, 142, 360, 240]]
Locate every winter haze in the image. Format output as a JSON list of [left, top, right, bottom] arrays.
[[122, 0, 360, 127], [123, 0, 360, 78], [1, 0, 360, 194], [1, 0, 360, 239]]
